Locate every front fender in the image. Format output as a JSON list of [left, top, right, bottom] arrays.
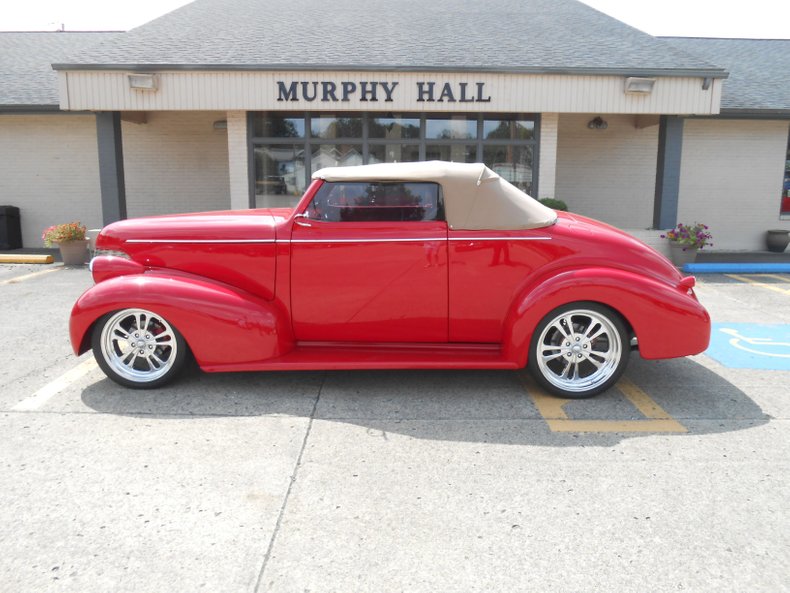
[[502, 267, 710, 366], [70, 272, 294, 367]]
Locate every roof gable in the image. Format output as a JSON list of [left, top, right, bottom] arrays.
[[0, 32, 120, 108], [54, 0, 724, 77], [663, 37, 790, 113]]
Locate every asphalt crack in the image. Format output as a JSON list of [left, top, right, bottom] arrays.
[[253, 371, 326, 593]]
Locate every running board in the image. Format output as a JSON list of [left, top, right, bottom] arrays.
[[201, 342, 519, 372]]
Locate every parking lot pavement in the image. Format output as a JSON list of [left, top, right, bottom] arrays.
[[0, 265, 788, 592]]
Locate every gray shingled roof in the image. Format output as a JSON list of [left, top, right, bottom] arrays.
[[664, 38, 790, 113], [53, 0, 725, 77], [0, 32, 121, 108]]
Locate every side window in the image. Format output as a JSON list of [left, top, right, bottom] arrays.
[[306, 182, 444, 222]]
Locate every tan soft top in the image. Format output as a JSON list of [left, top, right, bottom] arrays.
[[311, 161, 557, 230]]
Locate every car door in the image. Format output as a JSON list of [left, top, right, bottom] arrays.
[[290, 180, 448, 343]]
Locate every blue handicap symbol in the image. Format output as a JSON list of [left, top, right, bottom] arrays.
[[707, 323, 790, 370]]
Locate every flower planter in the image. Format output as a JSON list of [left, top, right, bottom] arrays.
[[668, 243, 698, 267], [57, 239, 90, 265], [765, 229, 790, 253]]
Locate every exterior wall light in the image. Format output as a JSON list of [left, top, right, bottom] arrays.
[[128, 74, 159, 91], [624, 77, 656, 94], [213, 120, 228, 130], [587, 116, 608, 130]]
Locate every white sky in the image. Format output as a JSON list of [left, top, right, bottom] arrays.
[[1, 0, 788, 38]]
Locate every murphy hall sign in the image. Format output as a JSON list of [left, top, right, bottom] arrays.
[[276, 80, 493, 103]]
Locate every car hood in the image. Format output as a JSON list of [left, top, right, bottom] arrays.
[[96, 209, 280, 250]]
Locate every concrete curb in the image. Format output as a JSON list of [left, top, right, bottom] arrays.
[[0, 254, 54, 264]]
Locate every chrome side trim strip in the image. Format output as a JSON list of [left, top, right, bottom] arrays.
[[285, 237, 445, 244], [126, 239, 275, 244], [448, 237, 552, 241], [126, 236, 553, 245]]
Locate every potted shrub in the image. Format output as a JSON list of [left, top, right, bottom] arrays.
[[539, 198, 568, 211], [765, 229, 789, 253], [42, 221, 89, 265], [661, 222, 713, 266]]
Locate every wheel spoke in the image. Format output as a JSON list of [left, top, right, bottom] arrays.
[[542, 351, 565, 363], [120, 350, 136, 368], [155, 330, 174, 343], [561, 315, 576, 337], [586, 355, 603, 369], [113, 327, 129, 340], [585, 325, 606, 342], [589, 350, 609, 361], [150, 351, 167, 367]]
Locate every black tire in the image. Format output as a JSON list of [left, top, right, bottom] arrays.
[[527, 302, 630, 399], [91, 308, 189, 389]]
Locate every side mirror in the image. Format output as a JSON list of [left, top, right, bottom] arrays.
[[293, 212, 312, 227]]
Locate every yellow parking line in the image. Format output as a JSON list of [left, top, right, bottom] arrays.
[[726, 274, 790, 296], [520, 372, 687, 433], [755, 274, 790, 283], [0, 266, 62, 286]]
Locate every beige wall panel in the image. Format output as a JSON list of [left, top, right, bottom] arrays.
[[227, 110, 249, 210], [0, 114, 102, 248], [678, 119, 790, 250], [556, 114, 658, 228], [538, 113, 559, 200], [122, 111, 231, 217], [61, 71, 721, 115]]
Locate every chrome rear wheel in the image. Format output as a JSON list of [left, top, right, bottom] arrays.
[[529, 303, 629, 398]]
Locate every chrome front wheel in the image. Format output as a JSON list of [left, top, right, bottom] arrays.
[[528, 303, 629, 398], [92, 308, 187, 388]]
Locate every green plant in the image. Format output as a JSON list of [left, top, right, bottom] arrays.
[[539, 198, 568, 211], [42, 222, 87, 247], [661, 222, 713, 250]]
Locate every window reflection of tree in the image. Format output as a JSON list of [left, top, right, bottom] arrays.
[[369, 119, 420, 140], [263, 117, 301, 137], [316, 117, 363, 139]]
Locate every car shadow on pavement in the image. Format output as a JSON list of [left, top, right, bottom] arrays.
[[79, 354, 771, 447]]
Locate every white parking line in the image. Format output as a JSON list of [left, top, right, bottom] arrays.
[[0, 266, 62, 286], [13, 357, 98, 411]]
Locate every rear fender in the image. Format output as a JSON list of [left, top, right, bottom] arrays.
[[70, 272, 294, 367], [502, 267, 710, 366]]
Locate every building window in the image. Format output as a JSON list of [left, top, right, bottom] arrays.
[[782, 129, 790, 218], [249, 112, 539, 208]]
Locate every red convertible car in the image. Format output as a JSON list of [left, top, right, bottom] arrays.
[[71, 161, 710, 398]]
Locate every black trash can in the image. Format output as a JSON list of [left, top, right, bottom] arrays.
[[0, 206, 22, 249]]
